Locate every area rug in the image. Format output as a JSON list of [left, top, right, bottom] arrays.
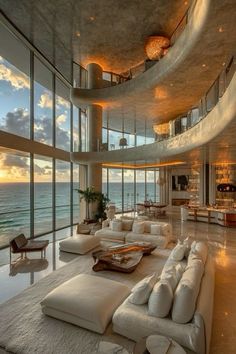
[[0, 248, 170, 354]]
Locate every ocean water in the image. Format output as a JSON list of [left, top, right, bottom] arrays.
[[0, 182, 159, 244]]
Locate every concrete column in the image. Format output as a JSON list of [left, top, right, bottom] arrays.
[[87, 63, 103, 89], [88, 104, 102, 152], [80, 63, 103, 220]]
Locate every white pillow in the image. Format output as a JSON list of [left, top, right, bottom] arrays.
[[172, 261, 204, 323], [129, 273, 158, 305], [122, 220, 133, 231], [190, 241, 208, 264], [148, 280, 173, 317], [150, 224, 162, 235], [132, 222, 145, 234], [170, 242, 186, 261], [161, 264, 184, 291], [110, 220, 122, 232]]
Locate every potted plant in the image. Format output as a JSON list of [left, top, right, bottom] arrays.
[[95, 193, 110, 221], [76, 187, 99, 220]]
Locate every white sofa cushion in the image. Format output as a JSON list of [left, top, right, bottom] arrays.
[[122, 220, 133, 231], [129, 273, 158, 305], [148, 280, 173, 318], [95, 227, 127, 241], [161, 263, 184, 291], [41, 274, 130, 334], [110, 220, 122, 232], [150, 224, 162, 235], [190, 241, 208, 264], [172, 260, 204, 324], [170, 242, 186, 261], [132, 222, 145, 234]]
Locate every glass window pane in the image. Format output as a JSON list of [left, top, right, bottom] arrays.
[[34, 155, 53, 235], [124, 169, 135, 212], [0, 24, 30, 138], [0, 148, 30, 247], [55, 160, 71, 229], [34, 57, 53, 146], [102, 168, 108, 195], [73, 164, 79, 224], [73, 106, 80, 151], [55, 78, 71, 151], [81, 110, 88, 151], [136, 170, 145, 203], [108, 169, 122, 212], [146, 170, 155, 202]]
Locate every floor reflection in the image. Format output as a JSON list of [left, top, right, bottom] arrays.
[[9, 258, 49, 277]]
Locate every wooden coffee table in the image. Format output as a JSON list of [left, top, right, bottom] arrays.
[[92, 242, 156, 273]]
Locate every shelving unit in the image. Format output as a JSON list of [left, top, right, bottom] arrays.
[[187, 167, 200, 206], [215, 165, 236, 207]]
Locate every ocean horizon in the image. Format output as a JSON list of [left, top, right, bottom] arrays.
[[0, 182, 159, 243]]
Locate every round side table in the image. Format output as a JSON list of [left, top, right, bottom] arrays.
[[133, 335, 186, 354]]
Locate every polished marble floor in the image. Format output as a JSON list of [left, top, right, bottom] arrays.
[[0, 213, 236, 353]]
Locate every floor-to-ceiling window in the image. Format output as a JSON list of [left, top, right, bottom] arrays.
[[0, 24, 30, 138], [55, 78, 71, 151], [34, 57, 53, 146], [34, 155, 53, 236], [0, 21, 82, 248], [55, 160, 71, 229], [124, 169, 135, 212], [0, 148, 30, 246]]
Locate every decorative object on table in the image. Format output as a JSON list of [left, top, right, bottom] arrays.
[[92, 242, 156, 273], [105, 203, 116, 220], [145, 35, 170, 60]]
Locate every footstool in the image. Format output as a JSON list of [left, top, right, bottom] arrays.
[[59, 234, 100, 254], [41, 274, 130, 333]]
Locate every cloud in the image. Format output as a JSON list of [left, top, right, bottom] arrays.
[[38, 92, 53, 109], [56, 95, 70, 109], [56, 113, 66, 125], [4, 154, 29, 168], [0, 62, 30, 90], [0, 108, 29, 138], [0, 56, 3, 62]]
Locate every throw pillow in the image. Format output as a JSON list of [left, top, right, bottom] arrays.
[[129, 273, 159, 305], [172, 260, 204, 323], [190, 241, 208, 264], [148, 280, 173, 317], [132, 222, 145, 234], [110, 220, 122, 232], [161, 263, 185, 291], [122, 220, 133, 231], [170, 242, 186, 261], [150, 224, 162, 235]]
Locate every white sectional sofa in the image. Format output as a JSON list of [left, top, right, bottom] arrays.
[[95, 219, 174, 247], [112, 241, 215, 354]]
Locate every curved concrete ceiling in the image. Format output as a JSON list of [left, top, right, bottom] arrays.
[[71, 70, 236, 164], [72, 0, 236, 132], [0, 0, 189, 76]]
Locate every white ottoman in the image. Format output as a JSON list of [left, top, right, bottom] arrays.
[[41, 274, 130, 334], [59, 234, 100, 254]]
